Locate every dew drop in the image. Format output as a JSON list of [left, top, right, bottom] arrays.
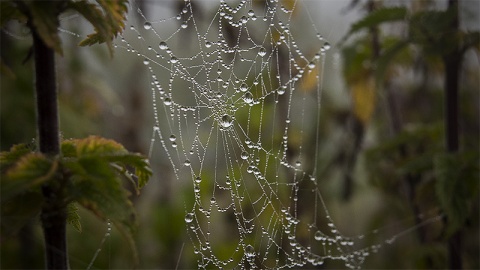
[[240, 83, 248, 92], [185, 212, 194, 223], [245, 245, 255, 258], [295, 160, 301, 167], [184, 159, 191, 166], [169, 135, 176, 142], [241, 151, 249, 160], [205, 41, 212, 48], [219, 114, 233, 128], [171, 142, 177, 148], [277, 86, 286, 95], [243, 92, 254, 104], [170, 56, 178, 64], [164, 98, 172, 106], [323, 42, 331, 51], [143, 58, 150, 65], [258, 47, 267, 57], [143, 22, 152, 30], [248, 9, 255, 16], [314, 231, 322, 241], [159, 41, 168, 50], [181, 21, 188, 29], [308, 61, 315, 69]]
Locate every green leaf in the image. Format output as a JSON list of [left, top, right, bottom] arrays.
[[69, 0, 128, 55], [0, 143, 33, 172], [61, 136, 152, 191], [60, 136, 150, 265], [24, 1, 65, 55], [67, 202, 82, 232], [1, 153, 58, 202], [342, 7, 408, 43], [435, 152, 479, 236]]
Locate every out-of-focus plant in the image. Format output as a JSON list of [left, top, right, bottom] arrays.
[[0, 1, 152, 269], [341, 0, 479, 268]]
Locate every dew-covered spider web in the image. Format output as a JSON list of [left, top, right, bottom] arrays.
[[115, 0, 442, 268]]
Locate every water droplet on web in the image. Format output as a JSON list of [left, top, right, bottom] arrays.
[[219, 114, 233, 128], [277, 86, 286, 95], [308, 62, 315, 69], [314, 231, 322, 241], [182, 7, 188, 14], [248, 9, 255, 16], [205, 41, 212, 48], [159, 41, 168, 50], [194, 185, 200, 193], [171, 142, 177, 148], [143, 22, 152, 30], [258, 47, 267, 57], [240, 83, 248, 92], [184, 159, 191, 166], [322, 42, 331, 51], [243, 92, 254, 104], [295, 161, 301, 167], [169, 135, 176, 142], [170, 56, 178, 64], [245, 245, 255, 258], [181, 21, 188, 29], [185, 213, 194, 223], [164, 98, 172, 106], [143, 58, 150, 65], [241, 151, 249, 160], [195, 176, 202, 183]]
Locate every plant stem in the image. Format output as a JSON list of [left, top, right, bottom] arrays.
[[444, 0, 462, 268], [33, 25, 69, 270]]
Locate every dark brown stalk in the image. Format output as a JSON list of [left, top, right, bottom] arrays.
[[444, 0, 462, 268], [32, 23, 68, 270]]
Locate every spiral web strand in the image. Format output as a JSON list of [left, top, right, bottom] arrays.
[[115, 0, 440, 269]]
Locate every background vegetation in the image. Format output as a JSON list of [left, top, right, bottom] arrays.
[[1, 0, 478, 269]]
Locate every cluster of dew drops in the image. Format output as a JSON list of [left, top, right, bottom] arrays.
[[121, 0, 382, 269]]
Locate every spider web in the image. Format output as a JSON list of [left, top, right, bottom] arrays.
[[115, 0, 440, 269]]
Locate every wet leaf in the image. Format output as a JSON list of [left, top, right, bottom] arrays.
[[1, 152, 57, 202]]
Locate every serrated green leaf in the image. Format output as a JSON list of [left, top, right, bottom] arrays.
[[435, 152, 479, 236], [61, 136, 152, 192], [69, 0, 128, 55], [1, 143, 33, 172], [67, 202, 82, 232], [1, 153, 58, 202], [66, 159, 136, 232]]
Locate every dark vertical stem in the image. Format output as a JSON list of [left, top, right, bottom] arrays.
[[33, 26, 68, 270], [444, 0, 462, 268]]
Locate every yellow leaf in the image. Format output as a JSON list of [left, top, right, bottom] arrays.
[[351, 77, 376, 125]]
